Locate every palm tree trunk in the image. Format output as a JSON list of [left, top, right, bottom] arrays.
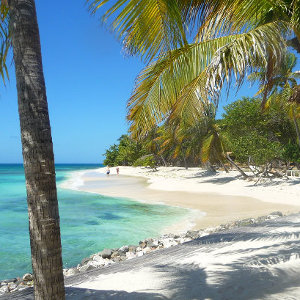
[[220, 160, 229, 173], [183, 156, 188, 169], [226, 153, 248, 179], [8, 0, 65, 299], [158, 153, 167, 167]]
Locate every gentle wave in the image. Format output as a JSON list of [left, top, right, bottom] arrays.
[[0, 164, 190, 280]]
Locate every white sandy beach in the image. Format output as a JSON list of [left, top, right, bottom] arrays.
[[60, 167, 300, 300], [64, 213, 300, 300], [107, 166, 300, 205], [62, 166, 300, 231], [8, 167, 300, 300]]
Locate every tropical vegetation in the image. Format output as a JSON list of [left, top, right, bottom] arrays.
[[104, 97, 300, 175], [93, 0, 300, 177], [90, 0, 300, 136]]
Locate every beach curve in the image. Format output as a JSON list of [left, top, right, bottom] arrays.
[[61, 166, 300, 231]]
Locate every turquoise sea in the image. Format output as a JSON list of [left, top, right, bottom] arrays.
[[0, 164, 188, 280]]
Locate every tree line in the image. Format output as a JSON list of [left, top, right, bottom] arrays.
[[104, 97, 300, 175]]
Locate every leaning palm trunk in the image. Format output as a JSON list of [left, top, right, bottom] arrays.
[[226, 153, 248, 179], [8, 0, 65, 299]]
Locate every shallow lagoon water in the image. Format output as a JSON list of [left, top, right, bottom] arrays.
[[0, 164, 188, 280]]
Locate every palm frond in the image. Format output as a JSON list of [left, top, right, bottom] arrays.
[[127, 33, 247, 135], [88, 0, 187, 62], [180, 0, 290, 41], [200, 133, 214, 163], [128, 22, 287, 136], [204, 22, 286, 102]]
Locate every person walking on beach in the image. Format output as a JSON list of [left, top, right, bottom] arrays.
[[106, 166, 110, 175], [116, 167, 119, 175]]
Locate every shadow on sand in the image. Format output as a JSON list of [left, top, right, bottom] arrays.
[[3, 214, 300, 300], [1, 287, 167, 300]]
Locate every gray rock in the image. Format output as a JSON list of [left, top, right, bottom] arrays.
[[2, 278, 17, 284], [120, 255, 127, 261], [81, 257, 91, 265], [8, 283, 17, 291], [139, 241, 147, 248], [128, 245, 137, 253], [92, 256, 106, 266], [119, 252, 126, 259], [0, 285, 9, 295], [160, 239, 177, 248], [238, 219, 253, 226], [126, 252, 136, 259], [270, 211, 283, 217], [15, 279, 23, 287], [79, 264, 97, 273], [147, 241, 158, 249], [186, 230, 199, 239], [119, 245, 129, 253], [16, 284, 29, 291], [66, 268, 80, 277], [100, 248, 112, 259], [111, 251, 119, 258], [112, 256, 122, 263], [136, 251, 144, 257], [22, 273, 33, 282], [143, 247, 152, 254]]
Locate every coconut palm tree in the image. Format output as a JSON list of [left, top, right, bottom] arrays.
[[2, 1, 65, 299], [89, 0, 298, 137]]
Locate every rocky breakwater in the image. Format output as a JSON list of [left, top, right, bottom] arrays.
[[0, 211, 284, 296], [0, 273, 33, 295]]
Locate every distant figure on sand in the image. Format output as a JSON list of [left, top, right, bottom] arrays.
[[106, 166, 110, 175], [116, 167, 119, 175]]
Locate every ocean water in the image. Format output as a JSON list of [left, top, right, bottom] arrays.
[[0, 164, 188, 280]]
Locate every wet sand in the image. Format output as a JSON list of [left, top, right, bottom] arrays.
[[73, 173, 299, 230]]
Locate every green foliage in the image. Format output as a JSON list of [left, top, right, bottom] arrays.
[[200, 124, 226, 164], [103, 135, 146, 166], [95, 0, 300, 170], [104, 97, 299, 169], [229, 133, 283, 165], [115, 135, 145, 166], [103, 144, 118, 166], [221, 97, 296, 165], [283, 143, 300, 163], [90, 0, 296, 138], [133, 154, 156, 168]]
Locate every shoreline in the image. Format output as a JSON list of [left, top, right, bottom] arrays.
[[0, 210, 289, 296], [2, 166, 300, 296], [61, 166, 300, 232]]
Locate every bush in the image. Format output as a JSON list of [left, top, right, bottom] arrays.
[[133, 154, 156, 168], [283, 143, 300, 163]]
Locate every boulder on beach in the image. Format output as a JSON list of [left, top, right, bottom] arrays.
[[100, 248, 112, 259], [22, 274, 33, 282]]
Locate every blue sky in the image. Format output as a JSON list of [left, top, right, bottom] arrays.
[[0, 1, 294, 163]]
